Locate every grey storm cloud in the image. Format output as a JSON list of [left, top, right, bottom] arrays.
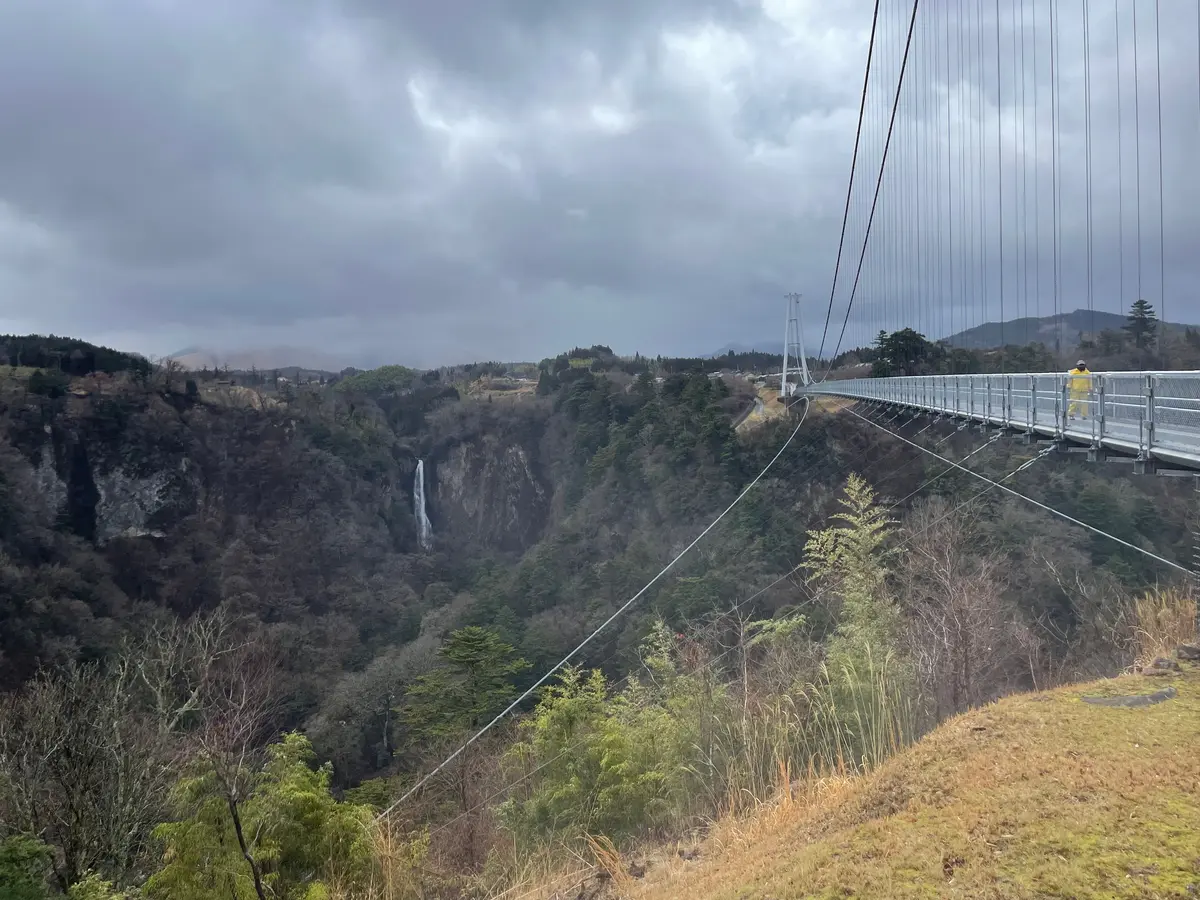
[[0, 0, 1198, 366]]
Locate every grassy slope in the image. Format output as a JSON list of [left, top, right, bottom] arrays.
[[634, 665, 1200, 899]]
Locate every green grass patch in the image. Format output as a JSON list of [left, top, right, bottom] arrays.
[[635, 665, 1200, 899]]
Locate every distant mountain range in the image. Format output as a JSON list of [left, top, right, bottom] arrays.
[[168, 346, 356, 374], [941, 309, 1182, 350], [712, 308, 1188, 358]]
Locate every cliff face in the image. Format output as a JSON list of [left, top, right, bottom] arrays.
[[0, 388, 420, 686], [15, 396, 196, 545], [30, 426, 196, 545], [432, 435, 550, 553], [12, 394, 400, 549], [0, 381, 560, 695], [10, 388, 559, 561]]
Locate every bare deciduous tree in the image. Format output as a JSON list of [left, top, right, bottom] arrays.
[[188, 638, 279, 900], [147, 356, 184, 392], [0, 607, 262, 890], [0, 661, 177, 890], [899, 499, 1027, 721], [126, 606, 251, 735], [1028, 549, 1134, 681]]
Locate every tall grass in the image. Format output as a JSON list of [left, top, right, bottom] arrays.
[[331, 579, 1194, 900], [341, 649, 919, 899], [686, 647, 916, 822], [325, 821, 431, 900], [800, 649, 916, 774], [1132, 586, 1198, 669]]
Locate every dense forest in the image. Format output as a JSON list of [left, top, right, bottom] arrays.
[[0, 331, 1194, 898]]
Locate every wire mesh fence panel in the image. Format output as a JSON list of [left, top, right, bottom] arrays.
[[1101, 374, 1147, 446], [806, 371, 1200, 466], [1034, 375, 1062, 433], [1151, 375, 1200, 455], [1010, 377, 1035, 430]]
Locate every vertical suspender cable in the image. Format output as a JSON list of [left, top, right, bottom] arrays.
[[1017, 0, 1026, 330], [1083, 0, 1095, 342], [1154, 0, 1166, 353], [935, 0, 944, 343], [960, 0, 972, 351], [995, 0, 1005, 369], [1051, 0, 1063, 360], [924, 0, 931, 340], [1032, 0, 1041, 324], [945, 0, 955, 343], [958, 1, 969, 355], [1116, 0, 1125, 318], [1134, 0, 1143, 308], [978, 0, 987, 340], [823, 0, 923, 375]]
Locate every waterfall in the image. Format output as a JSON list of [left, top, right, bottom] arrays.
[[414, 459, 433, 551]]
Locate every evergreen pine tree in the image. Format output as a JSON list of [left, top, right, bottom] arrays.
[[401, 627, 531, 812], [1124, 298, 1158, 350]]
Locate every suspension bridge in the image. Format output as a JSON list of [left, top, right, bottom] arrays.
[[381, 0, 1200, 826], [772, 0, 1200, 476]]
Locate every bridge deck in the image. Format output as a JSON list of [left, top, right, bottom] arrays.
[[801, 371, 1200, 471]]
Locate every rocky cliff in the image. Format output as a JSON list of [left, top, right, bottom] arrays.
[[432, 435, 549, 553], [6, 384, 563, 571], [9, 392, 402, 550]]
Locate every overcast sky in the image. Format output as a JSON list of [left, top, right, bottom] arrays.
[[1, 0, 1198, 368]]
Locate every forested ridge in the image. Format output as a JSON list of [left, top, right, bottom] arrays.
[[0, 336, 1195, 899]]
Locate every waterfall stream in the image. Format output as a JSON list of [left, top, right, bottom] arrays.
[[414, 459, 433, 551]]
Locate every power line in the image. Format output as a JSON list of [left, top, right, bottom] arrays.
[[842, 405, 1193, 576], [375, 398, 814, 822], [414, 406, 917, 832], [887, 428, 1003, 508], [424, 405, 1038, 840]]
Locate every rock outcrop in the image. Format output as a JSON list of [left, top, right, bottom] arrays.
[[433, 435, 550, 553]]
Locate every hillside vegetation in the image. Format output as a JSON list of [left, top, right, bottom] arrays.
[[634, 658, 1200, 900], [1, 334, 1198, 899]]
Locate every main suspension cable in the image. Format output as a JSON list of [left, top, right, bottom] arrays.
[[816, 0, 883, 366], [823, 0, 923, 379]]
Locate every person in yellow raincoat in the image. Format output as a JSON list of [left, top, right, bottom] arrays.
[[1067, 359, 1091, 419]]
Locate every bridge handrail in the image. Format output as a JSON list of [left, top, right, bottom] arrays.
[[802, 370, 1200, 470]]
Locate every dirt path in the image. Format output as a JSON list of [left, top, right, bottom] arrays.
[[736, 386, 787, 432]]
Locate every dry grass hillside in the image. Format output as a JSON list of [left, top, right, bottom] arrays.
[[624, 661, 1200, 900]]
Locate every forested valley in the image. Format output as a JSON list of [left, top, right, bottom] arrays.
[[0, 335, 1195, 899]]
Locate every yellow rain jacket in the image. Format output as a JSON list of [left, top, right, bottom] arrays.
[[1068, 366, 1091, 399], [1067, 366, 1091, 417]]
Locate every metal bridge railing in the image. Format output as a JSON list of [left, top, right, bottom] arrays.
[[803, 371, 1200, 469]]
